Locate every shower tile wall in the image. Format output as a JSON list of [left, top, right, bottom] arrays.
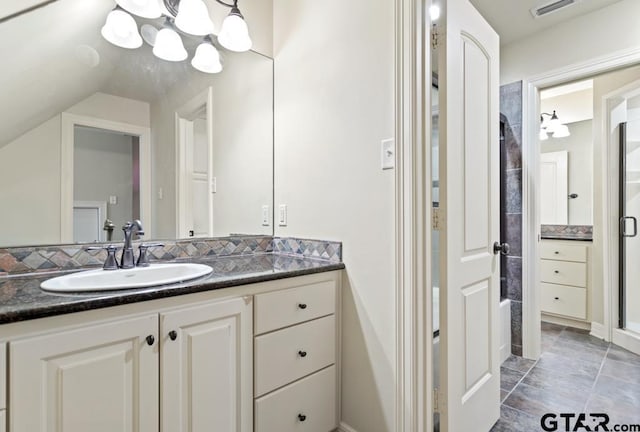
[[500, 81, 523, 356]]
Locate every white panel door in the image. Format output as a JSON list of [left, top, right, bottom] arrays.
[[10, 315, 159, 432], [438, 0, 500, 430], [161, 297, 252, 432], [540, 151, 568, 224]]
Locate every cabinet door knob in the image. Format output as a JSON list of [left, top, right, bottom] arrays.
[[298, 303, 307, 310], [554, 270, 559, 274], [298, 414, 307, 422], [554, 251, 560, 254], [298, 350, 307, 358], [169, 330, 178, 341], [146, 335, 155, 346], [554, 297, 560, 300]]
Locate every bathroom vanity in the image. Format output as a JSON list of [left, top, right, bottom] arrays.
[[539, 232, 592, 327], [0, 251, 343, 432]]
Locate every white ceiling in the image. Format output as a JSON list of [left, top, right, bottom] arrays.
[[469, 0, 623, 46]]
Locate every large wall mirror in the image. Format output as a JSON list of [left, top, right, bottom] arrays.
[[0, 0, 274, 247]]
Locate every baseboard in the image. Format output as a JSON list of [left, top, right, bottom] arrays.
[[590, 322, 606, 340], [612, 328, 640, 356], [337, 421, 359, 432], [542, 313, 590, 330]]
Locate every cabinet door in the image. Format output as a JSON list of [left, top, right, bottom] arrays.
[[10, 314, 159, 432], [161, 297, 252, 432]]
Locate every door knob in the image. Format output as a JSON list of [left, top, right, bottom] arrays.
[[493, 242, 510, 255]]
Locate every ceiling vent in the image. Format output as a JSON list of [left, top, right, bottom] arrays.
[[530, 0, 581, 18]]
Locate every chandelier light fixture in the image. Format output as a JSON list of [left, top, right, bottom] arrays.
[[539, 110, 571, 140], [101, 0, 252, 74]]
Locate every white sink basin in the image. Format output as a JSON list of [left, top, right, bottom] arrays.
[[41, 263, 213, 292]]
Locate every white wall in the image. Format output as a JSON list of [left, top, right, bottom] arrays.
[[273, 0, 395, 431], [541, 120, 593, 225], [501, 0, 640, 85]]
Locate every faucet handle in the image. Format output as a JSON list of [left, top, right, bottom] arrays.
[[136, 243, 164, 267], [86, 245, 120, 270]]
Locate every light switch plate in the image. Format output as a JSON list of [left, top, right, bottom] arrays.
[[381, 138, 395, 170], [261, 205, 270, 226], [278, 204, 287, 226], [109, 195, 117, 205]]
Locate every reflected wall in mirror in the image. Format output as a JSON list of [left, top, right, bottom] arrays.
[[0, 0, 274, 247], [539, 79, 594, 225]]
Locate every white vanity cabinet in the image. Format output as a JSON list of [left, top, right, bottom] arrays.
[[10, 314, 160, 432], [0, 342, 6, 432], [254, 280, 339, 432], [540, 240, 591, 323], [7, 298, 252, 432]]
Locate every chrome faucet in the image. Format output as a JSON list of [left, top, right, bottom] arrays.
[[120, 220, 144, 269]]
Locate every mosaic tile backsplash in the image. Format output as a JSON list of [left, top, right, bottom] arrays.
[[541, 224, 593, 240], [0, 236, 342, 277]]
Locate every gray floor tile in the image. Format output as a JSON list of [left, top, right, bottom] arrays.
[[546, 339, 608, 365], [501, 366, 525, 391], [558, 329, 609, 350], [536, 351, 601, 378], [502, 355, 536, 373], [592, 374, 640, 406], [490, 405, 542, 432], [585, 394, 640, 425], [503, 382, 585, 418], [541, 321, 565, 334], [521, 364, 596, 394], [500, 389, 510, 403], [600, 357, 640, 384], [607, 344, 640, 365]]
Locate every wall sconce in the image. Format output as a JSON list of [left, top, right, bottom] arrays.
[[101, 0, 253, 74], [540, 110, 571, 140]]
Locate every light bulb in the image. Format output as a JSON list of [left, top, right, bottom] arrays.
[[175, 0, 215, 36], [101, 8, 143, 49], [153, 20, 188, 62], [218, 8, 252, 52], [539, 128, 549, 141], [429, 4, 440, 21], [191, 41, 222, 74], [116, 0, 161, 19]]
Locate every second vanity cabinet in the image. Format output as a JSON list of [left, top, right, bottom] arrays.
[[540, 240, 591, 323]]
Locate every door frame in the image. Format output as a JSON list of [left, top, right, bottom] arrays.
[[60, 113, 152, 243], [522, 47, 640, 359], [175, 87, 214, 239]]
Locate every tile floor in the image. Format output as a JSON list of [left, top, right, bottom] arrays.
[[491, 322, 640, 431]]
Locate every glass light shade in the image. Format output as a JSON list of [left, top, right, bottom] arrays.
[[218, 13, 252, 52], [547, 112, 561, 132], [152, 26, 188, 61], [175, 0, 215, 36], [429, 4, 441, 21], [101, 9, 143, 49], [116, 0, 161, 19], [191, 42, 222, 73], [552, 124, 570, 138], [539, 128, 549, 141]]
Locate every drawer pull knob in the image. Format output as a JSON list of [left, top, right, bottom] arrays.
[[554, 297, 560, 300], [146, 335, 155, 346], [298, 414, 307, 422], [298, 350, 308, 358], [554, 270, 559, 274], [554, 251, 559, 254], [298, 303, 307, 310], [169, 330, 178, 341]]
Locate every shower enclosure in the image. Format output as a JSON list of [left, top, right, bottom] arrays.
[[619, 117, 640, 334]]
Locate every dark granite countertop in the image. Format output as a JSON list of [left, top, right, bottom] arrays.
[[540, 234, 593, 241], [0, 254, 344, 325]]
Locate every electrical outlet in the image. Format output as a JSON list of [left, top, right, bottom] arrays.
[[261, 205, 270, 226], [278, 204, 287, 226]]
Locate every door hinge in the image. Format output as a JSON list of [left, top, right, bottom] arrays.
[[432, 207, 441, 230], [431, 24, 439, 49], [433, 388, 440, 412]]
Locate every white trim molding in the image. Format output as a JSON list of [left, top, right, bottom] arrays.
[[395, 0, 431, 431], [522, 46, 640, 360], [590, 322, 606, 340], [338, 421, 359, 432]]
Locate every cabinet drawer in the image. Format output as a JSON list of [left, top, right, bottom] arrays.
[[255, 315, 335, 397], [0, 343, 4, 410], [541, 283, 587, 320], [255, 281, 335, 334], [255, 366, 336, 432], [540, 242, 587, 263], [541, 259, 587, 287]]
